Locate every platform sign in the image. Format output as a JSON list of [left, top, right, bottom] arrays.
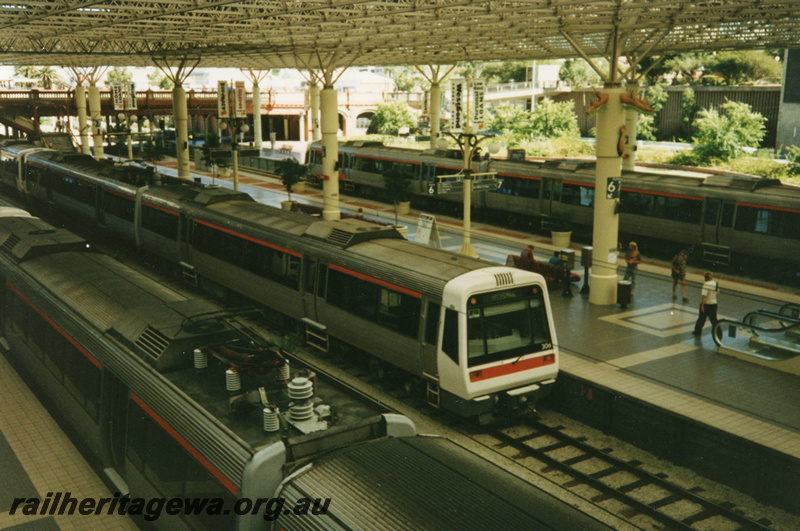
[[234, 80, 247, 118], [450, 79, 465, 133], [111, 83, 125, 111], [126, 82, 137, 110], [606, 178, 621, 199], [429, 178, 501, 195], [472, 79, 485, 129], [414, 213, 441, 248], [218, 80, 230, 118]]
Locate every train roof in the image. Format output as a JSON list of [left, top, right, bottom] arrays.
[[195, 198, 513, 296], [0, 213, 388, 454], [281, 435, 613, 530]]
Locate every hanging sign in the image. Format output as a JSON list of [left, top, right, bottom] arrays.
[[218, 80, 230, 118], [472, 79, 485, 129], [234, 80, 247, 118], [112, 83, 125, 111], [450, 79, 464, 133], [126, 82, 137, 110]]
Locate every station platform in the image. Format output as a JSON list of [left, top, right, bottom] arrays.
[[0, 351, 137, 530], [189, 158, 800, 513]]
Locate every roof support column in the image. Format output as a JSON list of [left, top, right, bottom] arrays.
[[88, 80, 104, 160], [310, 82, 321, 142], [172, 85, 190, 179], [321, 83, 340, 220], [589, 85, 625, 305], [416, 65, 456, 150], [243, 70, 269, 153], [623, 89, 639, 171], [153, 57, 199, 180], [74, 83, 91, 155]]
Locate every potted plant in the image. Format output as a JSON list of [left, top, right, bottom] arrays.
[[547, 210, 574, 249], [382, 165, 412, 228], [274, 158, 311, 210]]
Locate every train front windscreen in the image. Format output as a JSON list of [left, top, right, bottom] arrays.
[[466, 285, 552, 368]]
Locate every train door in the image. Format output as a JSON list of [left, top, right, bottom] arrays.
[[302, 257, 318, 320], [179, 213, 197, 285], [541, 178, 562, 215], [701, 199, 735, 265], [102, 371, 130, 482], [341, 152, 356, 193]]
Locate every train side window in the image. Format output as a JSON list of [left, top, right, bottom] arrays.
[[425, 302, 441, 345], [104, 191, 135, 222], [326, 269, 420, 338], [142, 205, 179, 240], [561, 183, 594, 207], [441, 309, 459, 364]]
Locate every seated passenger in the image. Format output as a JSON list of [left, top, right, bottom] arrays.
[[520, 245, 535, 261], [549, 251, 562, 266]]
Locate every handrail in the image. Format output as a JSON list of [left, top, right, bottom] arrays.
[[779, 303, 800, 319], [743, 309, 800, 327], [714, 317, 800, 351]]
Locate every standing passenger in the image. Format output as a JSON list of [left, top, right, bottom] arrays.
[[693, 271, 720, 338], [671, 249, 688, 302], [622, 242, 641, 292]]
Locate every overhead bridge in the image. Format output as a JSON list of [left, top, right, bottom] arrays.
[[714, 303, 800, 375]]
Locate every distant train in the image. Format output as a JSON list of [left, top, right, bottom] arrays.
[[305, 140, 800, 281], [0, 208, 612, 530], [0, 139, 559, 422]]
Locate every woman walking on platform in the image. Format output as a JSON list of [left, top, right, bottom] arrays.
[[693, 271, 720, 338]]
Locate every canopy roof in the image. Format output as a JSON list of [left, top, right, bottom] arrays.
[[0, 1, 797, 70]]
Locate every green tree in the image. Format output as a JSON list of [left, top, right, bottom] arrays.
[[148, 69, 174, 90], [106, 67, 133, 86], [13, 65, 63, 89], [662, 53, 710, 84], [559, 59, 601, 88], [487, 103, 532, 135], [687, 100, 766, 163], [481, 61, 528, 84], [708, 50, 782, 84], [366, 101, 416, 135], [274, 158, 311, 202], [679, 87, 698, 139], [635, 84, 668, 141], [529, 98, 580, 138], [385, 66, 425, 92]]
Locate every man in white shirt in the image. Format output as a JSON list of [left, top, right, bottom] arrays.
[[693, 271, 720, 338]]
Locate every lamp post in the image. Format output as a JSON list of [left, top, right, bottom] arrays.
[[218, 118, 250, 192], [438, 128, 500, 258]]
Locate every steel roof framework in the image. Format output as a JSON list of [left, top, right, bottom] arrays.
[[0, 1, 797, 70]]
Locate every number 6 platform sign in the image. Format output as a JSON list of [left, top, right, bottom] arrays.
[[606, 178, 621, 200]]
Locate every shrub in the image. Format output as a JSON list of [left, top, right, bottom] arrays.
[[689, 100, 765, 164]]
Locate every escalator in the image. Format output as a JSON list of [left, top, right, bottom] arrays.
[[714, 303, 800, 375]]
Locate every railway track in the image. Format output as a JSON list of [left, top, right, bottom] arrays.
[[473, 417, 775, 531]]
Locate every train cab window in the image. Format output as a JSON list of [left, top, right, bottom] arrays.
[[441, 309, 459, 363], [425, 302, 441, 345], [142, 205, 179, 240], [466, 287, 551, 368]]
